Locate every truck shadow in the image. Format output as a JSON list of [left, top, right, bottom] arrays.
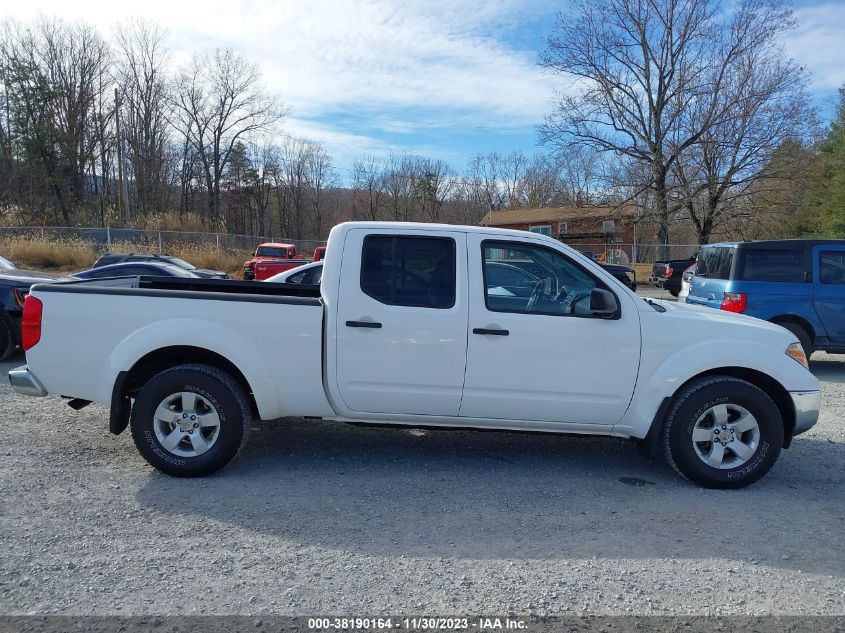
[[810, 354, 845, 384], [135, 417, 845, 577]]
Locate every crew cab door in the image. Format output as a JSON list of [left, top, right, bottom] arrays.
[[333, 228, 468, 416], [460, 234, 640, 425], [813, 245, 845, 344]]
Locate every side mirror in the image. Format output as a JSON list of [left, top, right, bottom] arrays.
[[590, 288, 619, 317]]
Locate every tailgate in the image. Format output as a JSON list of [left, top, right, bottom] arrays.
[[685, 276, 727, 310], [651, 262, 668, 283]]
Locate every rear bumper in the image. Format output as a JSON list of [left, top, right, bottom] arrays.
[[8, 365, 47, 397], [791, 390, 821, 436]]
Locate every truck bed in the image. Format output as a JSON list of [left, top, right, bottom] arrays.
[[32, 275, 322, 303], [24, 275, 331, 421]]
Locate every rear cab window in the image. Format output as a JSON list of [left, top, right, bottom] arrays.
[[360, 235, 456, 309]]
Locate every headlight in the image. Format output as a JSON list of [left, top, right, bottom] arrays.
[[786, 342, 809, 370]]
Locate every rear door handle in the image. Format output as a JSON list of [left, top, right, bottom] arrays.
[[473, 328, 509, 336], [346, 320, 382, 329]]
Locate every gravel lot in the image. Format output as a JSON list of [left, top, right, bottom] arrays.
[[1, 344, 843, 617]]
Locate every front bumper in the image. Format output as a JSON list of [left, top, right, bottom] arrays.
[[791, 390, 821, 436], [8, 365, 47, 397]]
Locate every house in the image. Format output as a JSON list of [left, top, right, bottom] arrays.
[[479, 204, 640, 262]]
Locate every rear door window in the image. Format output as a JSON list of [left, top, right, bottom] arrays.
[[737, 248, 805, 282], [697, 247, 735, 280], [360, 235, 456, 309]]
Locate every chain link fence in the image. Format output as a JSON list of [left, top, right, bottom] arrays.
[[562, 242, 699, 265], [0, 226, 327, 258]]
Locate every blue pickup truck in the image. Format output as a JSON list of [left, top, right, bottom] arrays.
[[685, 239, 845, 357]]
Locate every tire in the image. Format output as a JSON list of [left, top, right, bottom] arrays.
[[662, 376, 783, 489], [669, 289, 679, 297], [0, 310, 16, 361], [130, 364, 251, 477], [777, 321, 814, 358]]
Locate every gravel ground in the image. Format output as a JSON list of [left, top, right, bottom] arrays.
[[1, 349, 843, 617]]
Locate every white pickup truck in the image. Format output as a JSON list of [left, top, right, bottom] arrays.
[[9, 222, 821, 488]]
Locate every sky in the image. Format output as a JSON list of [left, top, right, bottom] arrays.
[[5, 0, 845, 176]]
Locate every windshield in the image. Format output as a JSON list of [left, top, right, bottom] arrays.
[[0, 255, 14, 269], [256, 246, 291, 258], [158, 264, 197, 277], [697, 246, 734, 280], [167, 257, 195, 270]]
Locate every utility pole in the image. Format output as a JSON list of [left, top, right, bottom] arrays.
[[114, 87, 130, 222]]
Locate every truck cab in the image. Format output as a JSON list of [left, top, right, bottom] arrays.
[[685, 239, 845, 357], [243, 243, 305, 280]]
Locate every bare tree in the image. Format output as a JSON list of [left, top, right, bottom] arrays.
[[304, 142, 335, 239], [413, 158, 452, 223], [247, 142, 274, 236], [382, 153, 417, 222], [540, 0, 796, 252], [0, 18, 111, 223], [466, 153, 506, 213], [279, 136, 311, 239], [351, 155, 385, 221], [672, 37, 814, 243], [173, 48, 282, 224], [115, 19, 173, 217], [498, 151, 527, 208], [520, 154, 561, 208]]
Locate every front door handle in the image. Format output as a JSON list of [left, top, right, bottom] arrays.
[[346, 320, 382, 329], [473, 328, 509, 336]]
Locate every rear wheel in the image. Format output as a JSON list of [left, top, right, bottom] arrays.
[[777, 321, 814, 358], [662, 376, 783, 489], [130, 364, 251, 477], [0, 310, 16, 361]]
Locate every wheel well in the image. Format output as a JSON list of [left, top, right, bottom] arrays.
[[123, 346, 258, 416], [770, 315, 814, 343], [676, 367, 796, 446]]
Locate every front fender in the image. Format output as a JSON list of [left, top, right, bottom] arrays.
[[615, 337, 820, 439], [98, 318, 281, 420]]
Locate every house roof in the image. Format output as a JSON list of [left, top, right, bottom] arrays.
[[479, 204, 638, 227]]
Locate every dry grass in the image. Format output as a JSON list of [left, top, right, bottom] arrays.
[[167, 243, 249, 277], [0, 236, 250, 277], [0, 236, 97, 272]]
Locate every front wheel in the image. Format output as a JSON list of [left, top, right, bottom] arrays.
[[662, 376, 783, 489], [130, 364, 251, 477]]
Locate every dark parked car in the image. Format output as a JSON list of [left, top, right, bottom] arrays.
[[74, 262, 201, 280], [0, 268, 62, 360], [93, 252, 228, 279], [650, 255, 697, 296], [599, 262, 637, 291]]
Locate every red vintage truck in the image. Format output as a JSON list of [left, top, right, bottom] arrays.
[[243, 243, 306, 280]]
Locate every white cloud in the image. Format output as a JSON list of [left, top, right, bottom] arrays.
[[5, 0, 556, 165], [783, 3, 845, 92]]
